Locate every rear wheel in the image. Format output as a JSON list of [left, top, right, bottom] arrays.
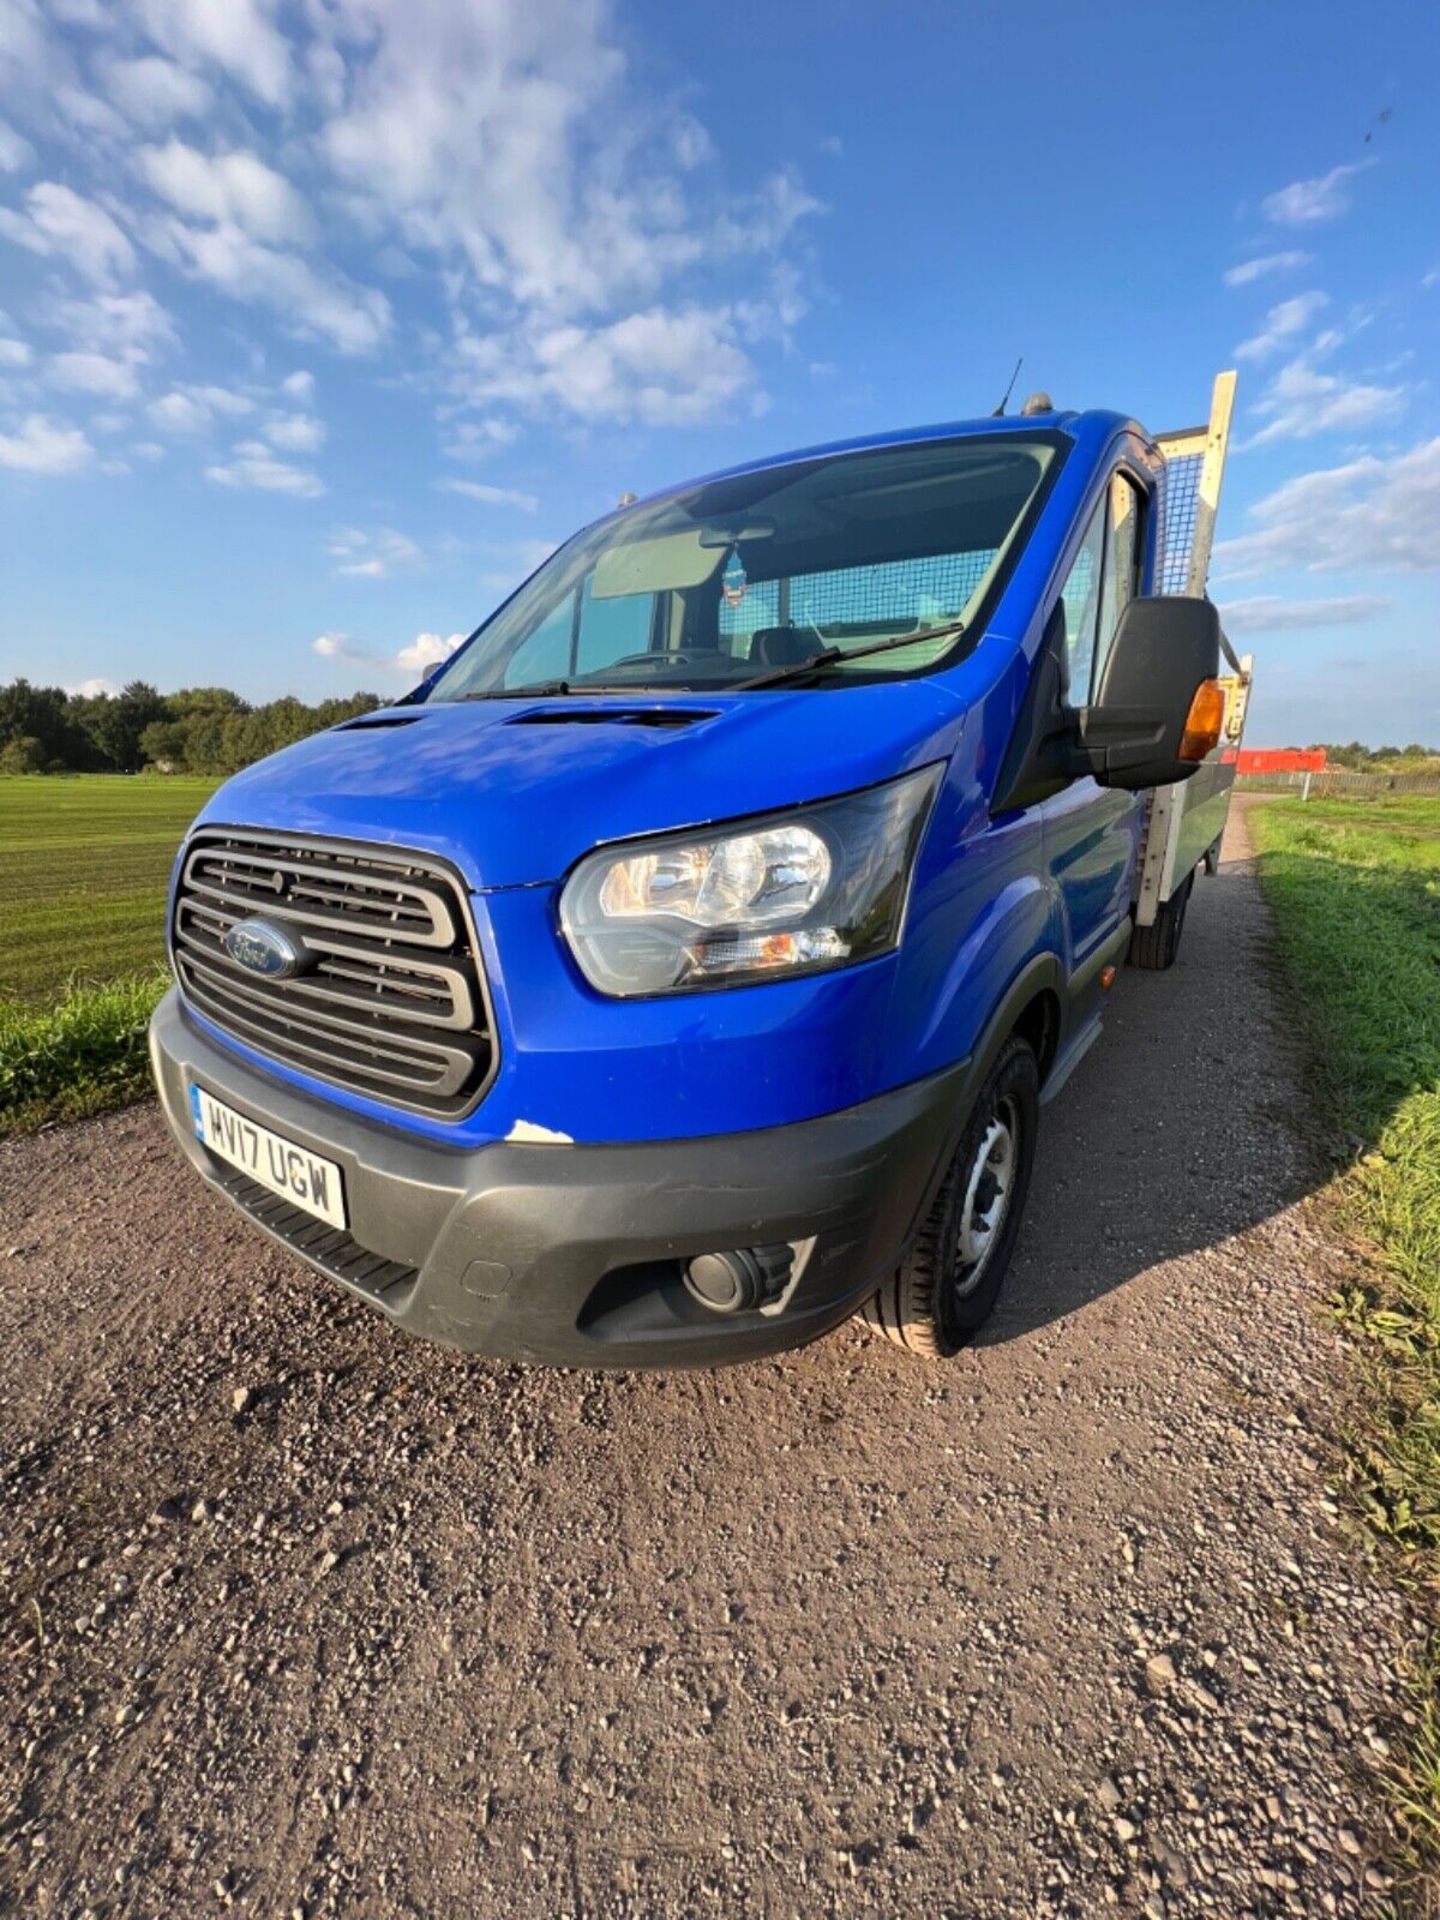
[[1127, 868, 1194, 971], [862, 1036, 1039, 1358]]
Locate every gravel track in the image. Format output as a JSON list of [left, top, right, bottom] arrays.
[[0, 802, 1418, 1918]]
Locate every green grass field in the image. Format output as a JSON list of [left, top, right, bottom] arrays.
[[0, 774, 216, 1002], [1250, 793, 1440, 1875], [0, 775, 216, 1134]]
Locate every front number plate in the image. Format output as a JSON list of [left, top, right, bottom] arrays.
[[189, 1083, 347, 1231]]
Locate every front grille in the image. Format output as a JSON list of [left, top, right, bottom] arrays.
[[212, 1166, 418, 1298], [173, 829, 495, 1119]]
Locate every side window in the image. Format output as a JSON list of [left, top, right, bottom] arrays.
[[502, 593, 574, 687], [1055, 471, 1146, 704], [501, 577, 656, 687], [1058, 501, 1105, 699], [574, 575, 655, 675], [1095, 472, 1143, 692]]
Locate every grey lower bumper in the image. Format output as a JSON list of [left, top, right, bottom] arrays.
[[149, 988, 972, 1369]]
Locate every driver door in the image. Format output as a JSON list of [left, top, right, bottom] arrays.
[[1041, 470, 1147, 978]]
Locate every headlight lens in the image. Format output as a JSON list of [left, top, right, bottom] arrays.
[[560, 764, 942, 995]]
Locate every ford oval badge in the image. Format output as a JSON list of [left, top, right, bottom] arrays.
[[224, 917, 303, 980]]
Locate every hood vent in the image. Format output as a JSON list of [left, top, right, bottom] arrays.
[[335, 713, 424, 732], [506, 706, 717, 730]]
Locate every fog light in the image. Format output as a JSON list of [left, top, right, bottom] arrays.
[[684, 1244, 794, 1314]]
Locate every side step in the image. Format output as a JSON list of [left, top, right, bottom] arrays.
[[1040, 1017, 1102, 1107]]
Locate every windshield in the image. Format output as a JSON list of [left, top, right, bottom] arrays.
[[424, 432, 1061, 700]]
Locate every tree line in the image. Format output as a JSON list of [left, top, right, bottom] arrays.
[[3, 679, 1436, 780], [0, 679, 383, 777], [1318, 741, 1440, 771]]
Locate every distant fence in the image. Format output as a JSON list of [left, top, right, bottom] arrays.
[[1237, 768, 1440, 799]]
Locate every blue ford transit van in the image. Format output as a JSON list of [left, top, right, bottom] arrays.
[[150, 397, 1234, 1367]]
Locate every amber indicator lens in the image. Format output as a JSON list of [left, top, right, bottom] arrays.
[[1178, 679, 1226, 762]]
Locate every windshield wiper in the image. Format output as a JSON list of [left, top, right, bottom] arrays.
[[732, 619, 968, 691], [458, 679, 575, 701]]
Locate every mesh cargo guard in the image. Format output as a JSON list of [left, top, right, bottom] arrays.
[[172, 828, 495, 1120]]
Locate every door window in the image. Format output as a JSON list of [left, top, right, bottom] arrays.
[[1095, 472, 1142, 692], [501, 576, 658, 686], [1055, 470, 1145, 704], [1058, 501, 1105, 699]]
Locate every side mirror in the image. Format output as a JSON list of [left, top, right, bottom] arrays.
[[1076, 596, 1223, 791]]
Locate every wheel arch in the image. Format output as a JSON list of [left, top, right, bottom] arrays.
[[975, 951, 1067, 1092]]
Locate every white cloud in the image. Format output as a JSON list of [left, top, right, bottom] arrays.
[[148, 390, 206, 432], [101, 54, 214, 127], [0, 413, 95, 474], [57, 86, 134, 145], [0, 181, 136, 286], [1218, 594, 1392, 633], [1214, 437, 1440, 579], [0, 337, 32, 367], [457, 305, 760, 426], [188, 384, 253, 415], [0, 119, 34, 173], [147, 383, 254, 432], [1222, 250, 1313, 288], [1235, 291, 1329, 361], [281, 368, 314, 399], [43, 292, 178, 406], [55, 289, 177, 359], [439, 477, 538, 511], [1262, 161, 1371, 227], [442, 416, 519, 459], [313, 628, 463, 672], [397, 631, 465, 672], [1246, 357, 1405, 446], [66, 676, 121, 697], [264, 412, 325, 451], [307, 0, 814, 405], [205, 440, 324, 496], [152, 216, 391, 354], [137, 139, 313, 245], [132, 0, 292, 107], [133, 439, 165, 459], [314, 0, 685, 315], [327, 525, 421, 577], [47, 350, 140, 399], [2, 0, 815, 426]]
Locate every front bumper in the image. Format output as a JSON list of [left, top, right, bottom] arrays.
[[149, 988, 971, 1368]]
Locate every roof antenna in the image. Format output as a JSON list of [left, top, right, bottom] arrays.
[[992, 356, 1023, 417]]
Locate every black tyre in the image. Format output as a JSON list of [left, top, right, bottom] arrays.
[[1127, 869, 1193, 971], [862, 1036, 1039, 1358]]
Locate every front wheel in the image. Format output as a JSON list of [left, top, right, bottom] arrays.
[[862, 1036, 1039, 1359]]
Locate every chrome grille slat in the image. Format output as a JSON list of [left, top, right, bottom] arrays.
[[173, 830, 495, 1119], [182, 844, 456, 949], [177, 960, 464, 1098], [177, 950, 472, 1080], [174, 909, 476, 1031]]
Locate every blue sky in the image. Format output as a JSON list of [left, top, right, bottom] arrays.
[[0, 0, 1436, 746]]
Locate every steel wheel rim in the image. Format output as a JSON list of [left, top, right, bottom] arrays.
[[952, 1094, 1020, 1301]]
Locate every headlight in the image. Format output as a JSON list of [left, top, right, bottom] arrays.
[[559, 764, 943, 995]]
